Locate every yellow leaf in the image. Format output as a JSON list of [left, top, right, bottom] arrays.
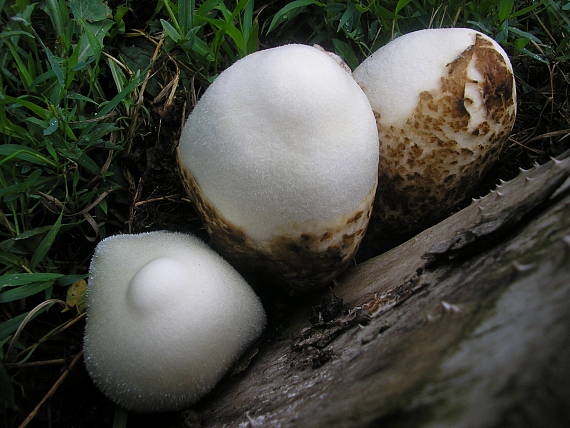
[[65, 279, 87, 313]]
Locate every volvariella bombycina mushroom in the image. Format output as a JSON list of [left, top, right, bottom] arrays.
[[178, 44, 379, 294], [353, 28, 517, 244], [83, 231, 266, 412]]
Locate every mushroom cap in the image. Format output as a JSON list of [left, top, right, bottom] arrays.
[[353, 28, 516, 242], [83, 231, 266, 412], [178, 44, 379, 292]]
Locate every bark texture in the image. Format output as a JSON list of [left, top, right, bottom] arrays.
[[182, 152, 570, 428]]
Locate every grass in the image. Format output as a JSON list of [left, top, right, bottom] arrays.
[[0, 0, 568, 426]]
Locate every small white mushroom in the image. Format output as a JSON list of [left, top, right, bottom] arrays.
[[178, 44, 379, 293], [83, 231, 266, 412], [353, 28, 516, 242]]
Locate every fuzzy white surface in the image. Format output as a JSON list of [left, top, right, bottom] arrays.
[[83, 231, 266, 412], [179, 44, 379, 242], [353, 28, 513, 126]]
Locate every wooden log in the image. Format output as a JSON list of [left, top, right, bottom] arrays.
[[177, 152, 570, 427]]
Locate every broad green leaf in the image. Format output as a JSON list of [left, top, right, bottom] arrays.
[[507, 26, 542, 44], [338, 3, 359, 32], [0, 282, 53, 303], [0, 273, 63, 289], [70, 0, 111, 22], [76, 19, 114, 63], [161, 19, 182, 42]]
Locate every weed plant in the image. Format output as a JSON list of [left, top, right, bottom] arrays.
[[0, 1, 568, 427]]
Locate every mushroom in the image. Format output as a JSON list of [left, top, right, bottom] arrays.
[[83, 231, 266, 412], [353, 28, 517, 244], [178, 44, 379, 294]]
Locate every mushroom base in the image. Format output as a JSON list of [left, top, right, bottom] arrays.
[[370, 149, 500, 247], [178, 154, 375, 295]]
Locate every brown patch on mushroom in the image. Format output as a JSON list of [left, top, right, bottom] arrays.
[[370, 33, 516, 242], [177, 151, 375, 295]]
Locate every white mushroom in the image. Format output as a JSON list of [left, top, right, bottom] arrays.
[[83, 231, 266, 412], [353, 28, 516, 242], [178, 44, 379, 294]]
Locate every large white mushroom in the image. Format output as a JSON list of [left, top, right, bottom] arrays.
[[178, 44, 379, 294], [83, 231, 266, 412], [353, 28, 516, 243]]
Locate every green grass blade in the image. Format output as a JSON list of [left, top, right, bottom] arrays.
[[498, 0, 515, 22], [395, 0, 413, 16], [0, 94, 50, 119], [0, 30, 35, 39], [43, 0, 72, 51], [0, 303, 54, 342], [0, 313, 28, 343], [267, 0, 323, 34], [332, 38, 359, 70], [97, 71, 143, 116], [31, 211, 63, 269], [0, 144, 58, 168], [178, 0, 195, 36], [5, 41, 34, 89]]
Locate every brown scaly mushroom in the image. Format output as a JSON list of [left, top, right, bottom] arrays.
[[353, 28, 517, 245]]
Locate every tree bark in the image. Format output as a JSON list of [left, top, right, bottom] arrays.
[[181, 152, 570, 428]]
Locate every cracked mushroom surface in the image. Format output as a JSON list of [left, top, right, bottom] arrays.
[[353, 28, 517, 243], [178, 44, 379, 294]]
